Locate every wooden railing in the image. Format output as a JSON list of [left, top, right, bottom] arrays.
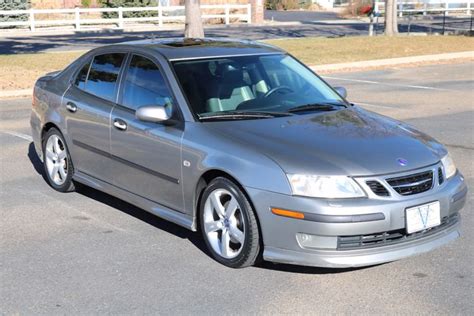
[[374, 0, 472, 16], [0, 4, 252, 31]]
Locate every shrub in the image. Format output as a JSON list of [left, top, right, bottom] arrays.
[[266, 0, 305, 11], [0, 0, 31, 23], [100, 0, 159, 18], [82, 0, 92, 8]]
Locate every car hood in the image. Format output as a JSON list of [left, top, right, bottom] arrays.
[[204, 107, 447, 176]]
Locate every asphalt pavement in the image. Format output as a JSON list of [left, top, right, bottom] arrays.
[[0, 62, 473, 314], [264, 9, 339, 22], [1, 11, 471, 54]]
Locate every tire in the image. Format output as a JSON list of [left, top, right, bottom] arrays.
[[200, 177, 260, 268], [42, 128, 75, 192]]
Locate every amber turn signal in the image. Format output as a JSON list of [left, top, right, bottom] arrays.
[[271, 208, 305, 219]]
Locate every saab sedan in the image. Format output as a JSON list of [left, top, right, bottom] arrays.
[[30, 38, 467, 268]]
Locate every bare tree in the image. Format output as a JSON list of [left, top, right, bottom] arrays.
[[384, 0, 399, 36], [184, 0, 204, 38]]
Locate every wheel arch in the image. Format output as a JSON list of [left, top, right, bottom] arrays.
[[41, 122, 61, 140], [194, 169, 264, 247]]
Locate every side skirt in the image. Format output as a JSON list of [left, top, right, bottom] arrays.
[[73, 171, 197, 231]]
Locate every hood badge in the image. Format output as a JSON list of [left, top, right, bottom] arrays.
[[397, 158, 408, 166]]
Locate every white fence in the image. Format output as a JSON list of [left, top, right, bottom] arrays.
[[0, 4, 252, 31], [374, 0, 472, 16]]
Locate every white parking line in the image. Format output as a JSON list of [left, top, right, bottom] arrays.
[[1, 130, 33, 142], [323, 76, 453, 91]]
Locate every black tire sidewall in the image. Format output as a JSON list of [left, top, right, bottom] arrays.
[[199, 177, 260, 268], [42, 128, 75, 192]]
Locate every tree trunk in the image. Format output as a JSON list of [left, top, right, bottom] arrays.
[[384, 0, 399, 36], [392, 0, 399, 34], [184, 0, 204, 39]]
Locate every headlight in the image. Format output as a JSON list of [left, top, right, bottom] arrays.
[[287, 174, 366, 198], [441, 153, 457, 179]]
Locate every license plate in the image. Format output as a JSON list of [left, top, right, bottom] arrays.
[[406, 201, 441, 234]]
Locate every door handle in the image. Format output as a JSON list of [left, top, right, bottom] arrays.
[[66, 102, 77, 113], [113, 118, 127, 131]]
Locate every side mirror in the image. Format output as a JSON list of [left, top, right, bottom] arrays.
[[136, 105, 172, 123], [334, 87, 348, 99]]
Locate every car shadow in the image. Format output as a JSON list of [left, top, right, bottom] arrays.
[[27, 141, 380, 274], [74, 183, 209, 254], [28, 142, 48, 183], [27, 142, 208, 253]]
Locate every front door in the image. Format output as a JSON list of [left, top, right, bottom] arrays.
[[110, 54, 184, 212]]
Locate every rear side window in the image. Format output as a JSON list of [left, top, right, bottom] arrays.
[[121, 55, 173, 110], [76, 53, 125, 102], [75, 61, 90, 90]]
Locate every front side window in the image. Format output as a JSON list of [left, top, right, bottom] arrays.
[[121, 55, 173, 110], [78, 53, 125, 102], [173, 54, 346, 120]]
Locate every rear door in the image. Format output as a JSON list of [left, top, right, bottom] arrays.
[[64, 52, 126, 182], [109, 54, 184, 212]]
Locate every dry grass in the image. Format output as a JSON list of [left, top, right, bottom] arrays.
[[1, 36, 473, 91], [0, 51, 84, 91], [265, 36, 474, 65]]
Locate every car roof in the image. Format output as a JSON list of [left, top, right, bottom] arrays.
[[117, 37, 285, 61]]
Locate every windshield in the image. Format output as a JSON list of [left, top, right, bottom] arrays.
[[173, 54, 347, 119]]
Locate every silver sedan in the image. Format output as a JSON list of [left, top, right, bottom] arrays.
[[30, 38, 467, 268]]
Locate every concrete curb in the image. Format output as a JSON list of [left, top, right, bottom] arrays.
[[1, 51, 472, 99], [310, 51, 474, 73]]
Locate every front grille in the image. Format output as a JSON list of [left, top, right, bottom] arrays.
[[387, 170, 433, 196], [438, 167, 444, 185], [337, 213, 459, 250], [366, 180, 390, 196]]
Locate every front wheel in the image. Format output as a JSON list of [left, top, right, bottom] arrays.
[[42, 128, 75, 192], [200, 177, 260, 268]]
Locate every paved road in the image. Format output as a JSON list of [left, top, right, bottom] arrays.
[[264, 9, 339, 22], [1, 63, 473, 314], [0, 23, 367, 54], [1, 16, 471, 54]]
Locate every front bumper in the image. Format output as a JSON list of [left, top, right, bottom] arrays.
[[245, 172, 467, 268]]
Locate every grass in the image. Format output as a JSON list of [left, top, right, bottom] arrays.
[[0, 51, 84, 91], [264, 36, 474, 66], [1, 36, 473, 91]]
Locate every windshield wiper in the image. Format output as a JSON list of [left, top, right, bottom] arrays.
[[199, 111, 292, 121], [287, 102, 345, 113]]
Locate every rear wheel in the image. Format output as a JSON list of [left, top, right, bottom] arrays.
[[42, 128, 75, 192], [200, 177, 260, 268]]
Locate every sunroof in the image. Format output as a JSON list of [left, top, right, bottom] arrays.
[[161, 38, 255, 48], [163, 38, 208, 47]]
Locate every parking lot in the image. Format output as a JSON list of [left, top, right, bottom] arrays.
[[1, 62, 473, 314]]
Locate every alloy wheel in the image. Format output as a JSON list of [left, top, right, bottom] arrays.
[[44, 134, 68, 186], [203, 188, 246, 259]]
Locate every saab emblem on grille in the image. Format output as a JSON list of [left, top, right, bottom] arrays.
[[397, 158, 408, 166]]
